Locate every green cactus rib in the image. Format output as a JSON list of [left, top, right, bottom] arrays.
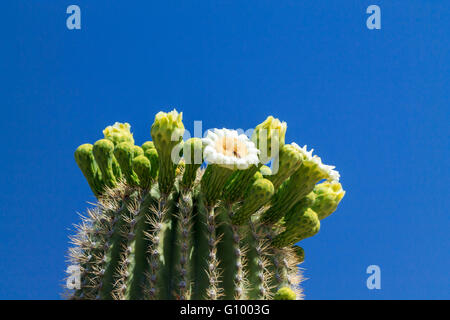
[[204, 205, 221, 299], [71, 208, 109, 299], [159, 191, 183, 300], [176, 191, 194, 299], [269, 247, 290, 292], [217, 204, 245, 299], [145, 194, 169, 299], [123, 192, 155, 300], [245, 220, 270, 299], [98, 193, 136, 300], [190, 192, 210, 299], [68, 111, 345, 300]]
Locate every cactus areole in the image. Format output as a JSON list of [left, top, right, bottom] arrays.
[[67, 110, 345, 300]]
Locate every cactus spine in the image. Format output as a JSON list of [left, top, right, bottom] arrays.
[[67, 111, 345, 300]]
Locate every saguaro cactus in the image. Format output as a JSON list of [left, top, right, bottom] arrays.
[[67, 110, 345, 300]]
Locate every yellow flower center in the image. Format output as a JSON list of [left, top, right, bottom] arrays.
[[215, 136, 248, 159]]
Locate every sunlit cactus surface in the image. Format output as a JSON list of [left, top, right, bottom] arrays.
[[67, 110, 345, 300]]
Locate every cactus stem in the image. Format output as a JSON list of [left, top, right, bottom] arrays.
[[281, 246, 304, 299], [175, 191, 193, 300], [230, 219, 247, 300], [69, 207, 114, 300], [112, 192, 145, 300], [144, 194, 168, 299], [217, 203, 248, 300], [96, 188, 136, 300], [260, 226, 302, 299], [123, 192, 154, 300], [190, 191, 209, 300], [246, 220, 272, 300], [205, 205, 222, 300], [270, 248, 288, 291]]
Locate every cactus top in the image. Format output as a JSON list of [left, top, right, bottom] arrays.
[[103, 122, 134, 145], [71, 109, 346, 300], [203, 128, 259, 170], [292, 142, 340, 181]]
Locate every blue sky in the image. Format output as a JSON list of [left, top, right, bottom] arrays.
[[0, 1, 448, 299]]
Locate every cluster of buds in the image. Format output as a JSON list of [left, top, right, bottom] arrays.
[[69, 109, 345, 300]]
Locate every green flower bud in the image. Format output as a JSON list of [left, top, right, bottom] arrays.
[[150, 109, 185, 194], [103, 122, 134, 146], [74, 144, 103, 196], [92, 139, 120, 188], [132, 155, 152, 189], [268, 144, 303, 190], [114, 142, 140, 186], [260, 165, 272, 176], [274, 287, 296, 300], [232, 178, 274, 225], [132, 145, 144, 158], [182, 138, 203, 165], [141, 141, 155, 153], [181, 138, 203, 189], [151, 110, 184, 151], [251, 116, 287, 164], [253, 171, 263, 181], [310, 181, 345, 220], [144, 148, 159, 180], [273, 208, 320, 248]]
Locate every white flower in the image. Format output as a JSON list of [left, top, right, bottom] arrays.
[[203, 128, 260, 170], [291, 143, 340, 181]]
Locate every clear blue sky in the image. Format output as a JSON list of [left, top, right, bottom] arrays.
[[0, 1, 448, 299]]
